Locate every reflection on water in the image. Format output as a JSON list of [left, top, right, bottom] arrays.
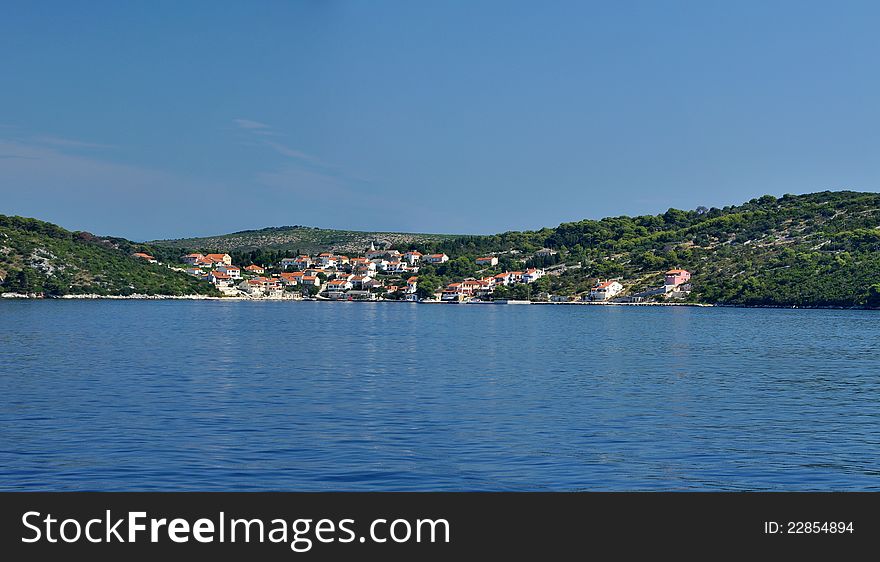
[[1, 301, 878, 490]]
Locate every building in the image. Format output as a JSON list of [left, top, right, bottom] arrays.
[[521, 268, 544, 283], [181, 253, 205, 265], [300, 276, 321, 289], [207, 271, 234, 287], [441, 283, 467, 302], [404, 251, 422, 265], [317, 253, 338, 268], [665, 269, 691, 288], [406, 276, 418, 293], [244, 264, 265, 275], [424, 253, 449, 264], [279, 272, 304, 286], [366, 248, 390, 260], [475, 256, 498, 267], [293, 256, 312, 269], [590, 281, 623, 301], [325, 279, 352, 296], [205, 253, 232, 265], [279, 258, 299, 269], [352, 261, 377, 275], [535, 248, 558, 257], [215, 265, 241, 279], [238, 276, 280, 296], [350, 275, 375, 290], [132, 252, 157, 263], [385, 260, 410, 273]]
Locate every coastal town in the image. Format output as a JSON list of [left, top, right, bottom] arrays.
[[131, 242, 694, 304]]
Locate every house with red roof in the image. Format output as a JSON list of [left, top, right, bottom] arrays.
[[521, 268, 544, 283], [424, 253, 449, 264], [279, 272, 304, 286], [590, 280, 623, 301], [207, 270, 234, 287], [132, 252, 157, 263], [215, 264, 241, 279], [205, 253, 232, 265], [404, 251, 422, 265], [664, 269, 691, 288], [181, 253, 205, 265]]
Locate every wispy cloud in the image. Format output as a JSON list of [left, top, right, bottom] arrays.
[[32, 135, 115, 149], [262, 139, 322, 163], [233, 118, 272, 130], [233, 118, 323, 164]]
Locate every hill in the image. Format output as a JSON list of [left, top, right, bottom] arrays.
[[0, 215, 219, 297], [6, 190, 880, 306], [414, 190, 880, 307], [152, 225, 461, 255]]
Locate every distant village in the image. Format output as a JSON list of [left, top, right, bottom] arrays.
[[132, 243, 693, 303]]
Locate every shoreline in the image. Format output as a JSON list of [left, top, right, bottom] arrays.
[[2, 292, 877, 310]]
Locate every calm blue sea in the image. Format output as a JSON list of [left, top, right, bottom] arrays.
[[1, 301, 878, 490]]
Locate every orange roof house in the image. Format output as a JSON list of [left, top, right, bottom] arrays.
[[132, 252, 156, 262], [205, 253, 232, 265]]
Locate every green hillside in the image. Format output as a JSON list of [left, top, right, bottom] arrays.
[[152, 225, 461, 255], [5, 190, 880, 306], [414, 191, 880, 307], [0, 215, 219, 297]]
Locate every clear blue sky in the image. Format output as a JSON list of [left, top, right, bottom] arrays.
[[1, 1, 879, 241]]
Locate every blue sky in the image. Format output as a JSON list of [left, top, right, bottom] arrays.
[[1, 1, 879, 241]]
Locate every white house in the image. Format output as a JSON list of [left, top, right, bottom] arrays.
[[521, 268, 544, 283], [424, 253, 449, 264], [325, 279, 352, 293], [300, 276, 322, 289], [590, 281, 623, 301], [293, 256, 312, 269], [207, 271, 234, 287], [385, 260, 409, 273], [317, 253, 338, 268], [475, 256, 498, 267], [366, 248, 390, 260], [215, 264, 241, 279], [350, 275, 374, 290], [404, 251, 422, 265]]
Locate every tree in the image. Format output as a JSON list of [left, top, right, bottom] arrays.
[[416, 275, 440, 299], [867, 284, 880, 308]]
